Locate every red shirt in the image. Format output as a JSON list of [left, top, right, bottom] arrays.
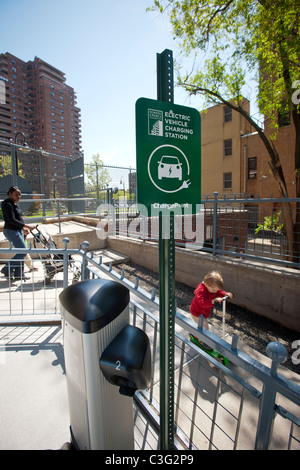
[[190, 282, 227, 318]]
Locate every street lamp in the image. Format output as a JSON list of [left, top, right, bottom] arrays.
[[15, 131, 28, 146]]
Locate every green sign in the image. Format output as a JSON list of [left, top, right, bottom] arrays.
[[136, 98, 201, 213]]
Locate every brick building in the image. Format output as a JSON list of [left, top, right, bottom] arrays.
[[0, 52, 82, 197], [200, 98, 255, 197], [200, 97, 296, 200], [241, 115, 297, 199]]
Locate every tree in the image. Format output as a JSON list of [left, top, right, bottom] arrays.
[[149, 0, 300, 262], [84, 154, 112, 192], [0, 154, 25, 178]]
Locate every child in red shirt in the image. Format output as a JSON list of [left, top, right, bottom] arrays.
[[190, 271, 233, 348]]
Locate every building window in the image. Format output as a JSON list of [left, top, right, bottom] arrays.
[[223, 172, 232, 190], [224, 106, 232, 123], [224, 139, 232, 156], [278, 110, 290, 127], [248, 157, 257, 179]]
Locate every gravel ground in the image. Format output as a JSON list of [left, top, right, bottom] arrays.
[[114, 261, 300, 375]]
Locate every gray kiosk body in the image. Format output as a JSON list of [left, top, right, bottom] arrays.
[[59, 279, 151, 450]]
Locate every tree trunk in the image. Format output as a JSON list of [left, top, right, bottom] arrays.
[[186, 85, 299, 264]]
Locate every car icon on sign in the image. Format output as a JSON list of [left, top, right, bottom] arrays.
[[157, 156, 182, 180]]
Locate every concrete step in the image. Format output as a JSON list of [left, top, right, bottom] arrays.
[[78, 248, 130, 266]]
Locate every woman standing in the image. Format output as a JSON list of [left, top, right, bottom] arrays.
[[1, 186, 35, 280]]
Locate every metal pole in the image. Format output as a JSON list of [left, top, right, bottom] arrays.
[[255, 343, 288, 449], [10, 143, 18, 185], [213, 191, 218, 256], [159, 214, 175, 450], [39, 151, 46, 217], [96, 163, 99, 202], [157, 49, 175, 450]]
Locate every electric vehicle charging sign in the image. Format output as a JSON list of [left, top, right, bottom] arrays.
[[136, 98, 201, 213]]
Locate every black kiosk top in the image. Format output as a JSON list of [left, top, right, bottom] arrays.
[[59, 279, 130, 334]]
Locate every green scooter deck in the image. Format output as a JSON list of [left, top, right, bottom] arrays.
[[189, 335, 229, 366]]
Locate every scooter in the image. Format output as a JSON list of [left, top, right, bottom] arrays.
[[189, 296, 230, 366]]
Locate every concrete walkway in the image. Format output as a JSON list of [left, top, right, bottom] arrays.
[[0, 324, 70, 450], [1, 293, 299, 450], [0, 222, 134, 449], [0, 222, 140, 450], [0, 221, 299, 450]]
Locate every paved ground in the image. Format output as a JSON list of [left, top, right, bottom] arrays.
[[1, 303, 299, 450], [0, 221, 299, 450], [0, 324, 70, 450], [0, 222, 136, 450]]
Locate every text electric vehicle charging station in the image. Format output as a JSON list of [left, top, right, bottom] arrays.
[[59, 278, 151, 450]]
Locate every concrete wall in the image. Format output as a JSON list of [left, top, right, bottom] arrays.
[[107, 236, 300, 333]]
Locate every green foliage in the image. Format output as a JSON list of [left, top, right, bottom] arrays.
[[0, 154, 25, 178], [149, 0, 300, 130], [84, 154, 112, 190], [255, 210, 283, 235]]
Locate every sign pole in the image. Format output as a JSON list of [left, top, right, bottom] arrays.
[[135, 49, 201, 451], [157, 49, 175, 450]]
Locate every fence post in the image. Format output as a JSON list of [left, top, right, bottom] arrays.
[[254, 342, 288, 449], [63, 237, 70, 289], [57, 200, 62, 234], [80, 241, 90, 280], [213, 192, 218, 256]]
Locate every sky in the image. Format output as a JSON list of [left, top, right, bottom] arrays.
[[1, 0, 261, 177], [1, 0, 204, 169]]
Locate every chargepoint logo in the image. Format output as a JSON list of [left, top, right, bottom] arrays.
[[0, 80, 6, 105], [96, 200, 205, 249]]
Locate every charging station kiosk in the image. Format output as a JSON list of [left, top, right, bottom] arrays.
[[59, 278, 151, 450]]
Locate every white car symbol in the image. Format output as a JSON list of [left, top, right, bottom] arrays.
[[158, 156, 182, 180]]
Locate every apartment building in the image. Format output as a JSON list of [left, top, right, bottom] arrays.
[[200, 97, 296, 201], [241, 115, 297, 199], [200, 98, 254, 196], [0, 52, 82, 197]]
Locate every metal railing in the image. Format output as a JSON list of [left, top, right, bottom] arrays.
[[0, 235, 82, 320], [0, 242, 299, 450], [112, 194, 300, 270], [1, 193, 299, 269]]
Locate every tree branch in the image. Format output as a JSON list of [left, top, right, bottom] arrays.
[[205, 0, 235, 40], [182, 82, 289, 196]]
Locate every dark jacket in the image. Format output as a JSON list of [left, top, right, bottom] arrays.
[[1, 198, 25, 231]]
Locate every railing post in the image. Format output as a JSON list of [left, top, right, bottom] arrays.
[[63, 237, 70, 289], [80, 241, 90, 280], [57, 200, 62, 234], [213, 191, 218, 256], [254, 342, 288, 450]]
